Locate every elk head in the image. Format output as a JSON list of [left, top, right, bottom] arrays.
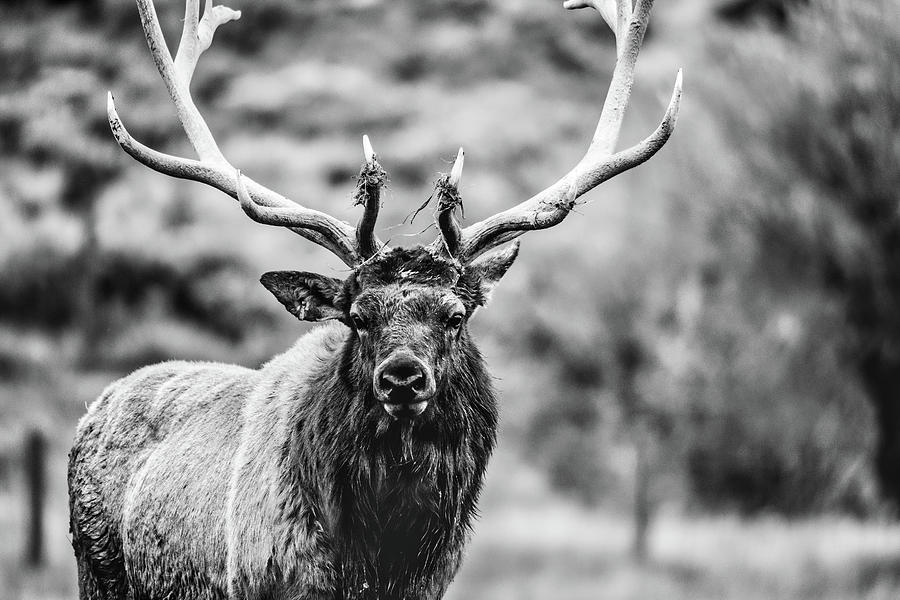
[[106, 0, 683, 419], [259, 243, 518, 420], [246, 141, 517, 419]]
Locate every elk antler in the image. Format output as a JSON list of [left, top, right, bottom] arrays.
[[108, 0, 382, 266], [436, 0, 683, 262], [354, 135, 387, 259], [434, 148, 465, 257]]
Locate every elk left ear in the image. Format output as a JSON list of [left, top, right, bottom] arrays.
[[260, 271, 345, 322], [466, 241, 520, 306]]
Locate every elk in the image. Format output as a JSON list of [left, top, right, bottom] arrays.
[[68, 1, 681, 598]]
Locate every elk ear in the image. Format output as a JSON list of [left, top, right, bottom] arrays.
[[260, 271, 345, 322], [466, 241, 520, 306]]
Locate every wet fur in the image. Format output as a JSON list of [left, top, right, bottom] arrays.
[[68, 247, 510, 600]]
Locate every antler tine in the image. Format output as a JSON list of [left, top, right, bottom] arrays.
[[589, 0, 652, 156], [109, 0, 377, 267], [132, 0, 236, 164], [174, 0, 241, 88], [109, 94, 355, 260], [449, 147, 465, 188], [432, 148, 465, 258], [455, 0, 682, 262], [354, 135, 386, 259], [563, 1, 630, 51]]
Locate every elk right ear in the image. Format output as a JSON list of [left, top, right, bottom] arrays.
[[260, 271, 345, 322]]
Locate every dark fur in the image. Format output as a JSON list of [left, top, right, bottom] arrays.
[[68, 245, 516, 600]]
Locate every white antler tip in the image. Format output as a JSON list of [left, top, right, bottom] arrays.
[[669, 69, 684, 115], [208, 5, 241, 24], [106, 91, 124, 139], [362, 134, 375, 164], [106, 91, 124, 142], [449, 147, 465, 187], [202, 0, 241, 23], [562, 1, 618, 38]]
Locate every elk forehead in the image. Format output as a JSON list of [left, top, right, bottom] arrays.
[[353, 284, 464, 322], [350, 248, 469, 319], [354, 247, 461, 288]]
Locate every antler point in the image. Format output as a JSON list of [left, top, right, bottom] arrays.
[[670, 69, 684, 112], [449, 147, 465, 187], [362, 134, 376, 164]]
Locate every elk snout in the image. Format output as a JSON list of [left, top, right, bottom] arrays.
[[374, 352, 435, 418]]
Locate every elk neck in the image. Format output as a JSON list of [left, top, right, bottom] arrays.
[[273, 320, 498, 599]]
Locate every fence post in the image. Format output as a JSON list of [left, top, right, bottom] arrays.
[[24, 429, 46, 568]]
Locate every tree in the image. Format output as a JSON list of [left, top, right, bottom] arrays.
[[690, 0, 900, 509], [0, 3, 269, 369]]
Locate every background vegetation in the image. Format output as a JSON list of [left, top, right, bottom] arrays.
[[1, 0, 898, 598]]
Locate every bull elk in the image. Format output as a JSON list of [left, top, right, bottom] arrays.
[[68, 1, 682, 598]]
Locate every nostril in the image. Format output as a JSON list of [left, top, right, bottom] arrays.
[[382, 364, 424, 388], [378, 372, 395, 392], [389, 363, 420, 384], [409, 374, 426, 392], [375, 354, 434, 402]]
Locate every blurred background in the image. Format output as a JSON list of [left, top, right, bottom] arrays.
[[1, 0, 900, 598]]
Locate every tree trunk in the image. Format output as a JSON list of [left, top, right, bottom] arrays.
[[861, 352, 900, 511], [24, 429, 45, 568], [632, 427, 651, 563], [76, 202, 104, 368]]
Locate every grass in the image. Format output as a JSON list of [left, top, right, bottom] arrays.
[[449, 505, 900, 600], [441, 454, 900, 600], [2, 441, 899, 600]]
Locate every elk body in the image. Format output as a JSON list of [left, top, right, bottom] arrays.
[[68, 1, 681, 599]]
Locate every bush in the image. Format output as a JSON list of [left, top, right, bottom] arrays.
[[0, 246, 271, 346], [676, 0, 896, 513]]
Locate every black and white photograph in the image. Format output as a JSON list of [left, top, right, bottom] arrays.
[[1, 0, 899, 598]]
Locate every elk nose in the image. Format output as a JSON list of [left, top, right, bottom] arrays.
[[382, 362, 425, 391], [374, 353, 435, 416]]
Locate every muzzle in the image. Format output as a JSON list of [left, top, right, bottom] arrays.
[[373, 351, 436, 419]]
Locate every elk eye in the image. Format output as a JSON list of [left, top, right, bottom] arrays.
[[446, 313, 465, 330], [350, 313, 367, 330]]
